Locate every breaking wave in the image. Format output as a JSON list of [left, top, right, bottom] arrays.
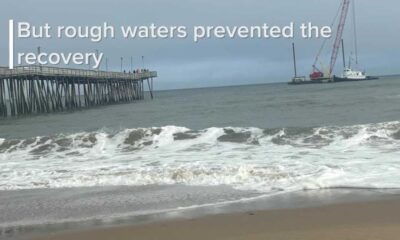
[[1, 121, 400, 192]]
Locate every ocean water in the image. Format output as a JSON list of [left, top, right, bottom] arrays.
[[1, 76, 400, 231]]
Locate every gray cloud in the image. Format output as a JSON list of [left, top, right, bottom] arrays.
[[1, 0, 399, 90]]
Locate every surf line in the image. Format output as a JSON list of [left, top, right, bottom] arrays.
[[17, 52, 104, 69]]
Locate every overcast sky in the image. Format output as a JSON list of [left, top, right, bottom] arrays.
[[0, 0, 399, 90]]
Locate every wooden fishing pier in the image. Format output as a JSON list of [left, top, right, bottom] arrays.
[[0, 66, 157, 117]]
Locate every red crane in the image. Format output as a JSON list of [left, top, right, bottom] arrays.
[[310, 0, 351, 80]]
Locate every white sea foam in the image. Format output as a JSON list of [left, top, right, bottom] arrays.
[[0, 122, 400, 193]]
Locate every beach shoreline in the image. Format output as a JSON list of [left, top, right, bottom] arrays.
[[25, 193, 400, 240], [1, 187, 398, 240]]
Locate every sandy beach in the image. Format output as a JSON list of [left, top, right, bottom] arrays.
[[2, 0, 399, 240], [27, 197, 400, 240]]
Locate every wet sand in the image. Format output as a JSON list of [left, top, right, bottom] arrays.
[[29, 197, 400, 240]]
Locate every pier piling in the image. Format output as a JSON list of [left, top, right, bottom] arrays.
[[0, 66, 157, 117]]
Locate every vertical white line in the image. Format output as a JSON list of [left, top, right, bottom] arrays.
[[9, 19, 14, 69]]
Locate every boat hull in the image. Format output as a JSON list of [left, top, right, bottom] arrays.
[[288, 78, 333, 85], [333, 76, 380, 82], [288, 76, 380, 85]]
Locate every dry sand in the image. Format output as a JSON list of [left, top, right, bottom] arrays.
[[30, 198, 400, 240]]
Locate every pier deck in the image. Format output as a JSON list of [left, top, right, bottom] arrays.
[[0, 66, 157, 117]]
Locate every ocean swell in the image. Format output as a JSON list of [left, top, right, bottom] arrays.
[[0, 121, 400, 192]]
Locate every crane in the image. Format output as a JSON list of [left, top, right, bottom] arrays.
[[329, 0, 351, 76], [310, 0, 350, 80]]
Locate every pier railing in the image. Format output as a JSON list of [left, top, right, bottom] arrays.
[[0, 66, 157, 80]]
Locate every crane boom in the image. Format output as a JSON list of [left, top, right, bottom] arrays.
[[329, 0, 350, 76]]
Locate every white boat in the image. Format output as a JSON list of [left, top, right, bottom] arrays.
[[334, 68, 379, 82], [341, 68, 367, 80]]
